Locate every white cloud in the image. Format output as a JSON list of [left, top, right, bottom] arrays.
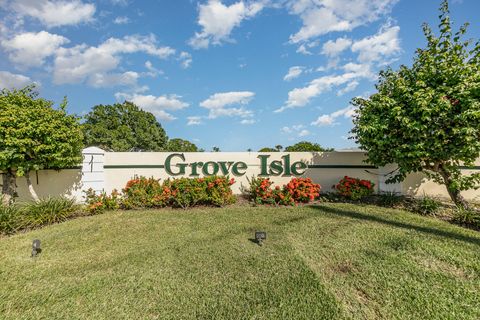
[[337, 80, 359, 96], [144, 60, 163, 77], [88, 71, 140, 88], [1, 31, 69, 68], [115, 92, 189, 121], [281, 124, 310, 137], [113, 16, 130, 24], [351, 24, 401, 63], [276, 71, 361, 112], [321, 37, 352, 57], [287, 0, 398, 43], [298, 129, 310, 137], [53, 34, 175, 85], [200, 91, 255, 119], [189, 0, 265, 49], [283, 66, 304, 81], [0, 70, 33, 89], [178, 51, 192, 69], [311, 105, 355, 126], [187, 116, 203, 126], [11, 0, 96, 28], [240, 119, 256, 125]]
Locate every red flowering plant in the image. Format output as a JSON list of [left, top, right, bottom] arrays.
[[334, 176, 375, 200], [163, 175, 236, 208], [122, 176, 166, 209], [245, 176, 276, 205], [245, 176, 320, 206], [284, 178, 321, 203], [84, 188, 120, 214]]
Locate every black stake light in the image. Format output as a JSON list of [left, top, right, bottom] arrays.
[[31, 239, 41, 257], [255, 231, 266, 246]]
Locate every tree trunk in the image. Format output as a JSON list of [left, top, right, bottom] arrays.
[[438, 166, 470, 210], [1, 169, 17, 206], [25, 171, 40, 202]]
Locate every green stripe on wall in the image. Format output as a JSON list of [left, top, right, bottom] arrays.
[[104, 165, 165, 169], [307, 165, 378, 169]]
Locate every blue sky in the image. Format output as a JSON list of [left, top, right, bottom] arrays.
[[1, 0, 479, 151]]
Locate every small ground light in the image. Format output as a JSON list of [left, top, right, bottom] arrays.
[[255, 231, 266, 246], [31, 239, 41, 257]]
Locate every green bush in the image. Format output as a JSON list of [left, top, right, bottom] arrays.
[[0, 204, 21, 235], [452, 208, 480, 227], [413, 196, 441, 215], [84, 188, 121, 213], [378, 192, 404, 208], [203, 176, 236, 206], [19, 197, 80, 229]]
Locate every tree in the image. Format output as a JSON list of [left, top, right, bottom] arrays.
[[275, 145, 283, 152], [0, 86, 83, 205], [165, 138, 199, 152], [212, 146, 220, 152], [285, 141, 334, 152], [258, 147, 277, 152], [82, 101, 168, 152], [350, 0, 480, 209]]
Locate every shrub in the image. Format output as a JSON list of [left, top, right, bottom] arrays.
[[452, 208, 480, 227], [19, 197, 80, 229], [0, 204, 21, 235], [245, 177, 276, 205], [84, 188, 121, 213], [378, 192, 404, 208], [163, 177, 207, 208], [284, 178, 321, 203], [413, 196, 441, 215], [203, 176, 236, 206], [162, 176, 236, 208], [245, 176, 320, 206], [334, 176, 375, 200], [122, 177, 165, 209]]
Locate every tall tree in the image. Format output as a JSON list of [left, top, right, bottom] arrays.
[[82, 101, 168, 151], [0, 86, 83, 204], [285, 141, 334, 152], [165, 138, 199, 152], [351, 0, 480, 208]]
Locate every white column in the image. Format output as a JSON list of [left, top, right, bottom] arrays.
[[81, 147, 105, 198], [378, 164, 402, 194]]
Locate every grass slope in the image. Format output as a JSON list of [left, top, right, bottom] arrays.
[[1, 203, 479, 319]]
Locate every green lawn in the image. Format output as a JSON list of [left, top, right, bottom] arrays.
[[1, 203, 479, 319]]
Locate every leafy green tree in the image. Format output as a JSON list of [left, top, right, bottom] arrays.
[[351, 0, 480, 209], [258, 147, 277, 152], [82, 101, 168, 151], [165, 138, 199, 152], [285, 141, 334, 152], [275, 145, 283, 152], [0, 86, 83, 205], [212, 146, 220, 152]]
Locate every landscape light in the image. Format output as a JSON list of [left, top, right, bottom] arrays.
[[255, 231, 266, 246], [31, 239, 41, 257]]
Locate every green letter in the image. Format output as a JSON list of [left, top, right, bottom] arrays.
[[281, 154, 291, 176], [291, 161, 307, 175], [189, 162, 203, 176], [258, 155, 270, 176], [202, 161, 220, 176], [269, 160, 283, 176], [232, 162, 247, 176], [165, 153, 187, 176], [218, 161, 234, 175]]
